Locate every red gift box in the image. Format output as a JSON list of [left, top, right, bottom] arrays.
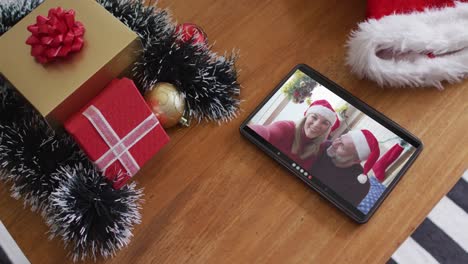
[[65, 78, 170, 189]]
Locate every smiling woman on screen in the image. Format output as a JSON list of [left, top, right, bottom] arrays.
[[249, 100, 340, 169]]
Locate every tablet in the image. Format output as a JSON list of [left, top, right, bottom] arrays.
[[240, 64, 423, 223]]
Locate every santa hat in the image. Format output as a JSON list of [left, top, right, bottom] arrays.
[[373, 144, 404, 182], [346, 0, 468, 89], [347, 129, 380, 184], [304, 100, 340, 133]]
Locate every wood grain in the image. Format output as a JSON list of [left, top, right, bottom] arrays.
[[1, 0, 467, 263]]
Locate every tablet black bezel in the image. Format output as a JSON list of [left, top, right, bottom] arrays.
[[239, 64, 423, 223]]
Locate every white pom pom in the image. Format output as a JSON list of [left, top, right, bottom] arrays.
[[357, 174, 368, 184]]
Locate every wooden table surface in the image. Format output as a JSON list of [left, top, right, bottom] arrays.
[[1, 0, 467, 263]]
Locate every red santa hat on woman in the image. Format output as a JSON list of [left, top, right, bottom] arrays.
[[347, 129, 380, 184], [304, 99, 340, 133], [346, 0, 468, 89]]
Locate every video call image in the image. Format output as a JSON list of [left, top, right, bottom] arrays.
[[248, 70, 416, 214]]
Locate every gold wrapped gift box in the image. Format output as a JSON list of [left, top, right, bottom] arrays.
[[0, 0, 142, 127]]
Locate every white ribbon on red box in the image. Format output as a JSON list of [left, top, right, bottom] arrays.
[[83, 105, 159, 177]]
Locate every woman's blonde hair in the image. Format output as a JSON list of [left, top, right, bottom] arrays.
[[291, 116, 331, 160]]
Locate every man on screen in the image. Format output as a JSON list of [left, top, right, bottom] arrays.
[[310, 129, 380, 207]]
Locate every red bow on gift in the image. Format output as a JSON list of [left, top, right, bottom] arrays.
[[25, 7, 85, 64]]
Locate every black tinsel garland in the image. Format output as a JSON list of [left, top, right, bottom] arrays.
[[0, 118, 79, 212], [133, 35, 240, 122], [0, 0, 240, 261], [97, 0, 240, 122], [0, 0, 43, 34], [46, 164, 143, 261], [0, 78, 33, 124]]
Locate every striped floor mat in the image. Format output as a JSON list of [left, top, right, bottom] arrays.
[[388, 170, 468, 264]]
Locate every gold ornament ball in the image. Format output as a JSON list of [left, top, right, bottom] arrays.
[[144, 82, 186, 128]]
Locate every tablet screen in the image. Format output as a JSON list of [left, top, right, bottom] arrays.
[[242, 66, 421, 219]]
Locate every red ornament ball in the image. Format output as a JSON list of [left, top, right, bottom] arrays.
[[175, 23, 207, 46]]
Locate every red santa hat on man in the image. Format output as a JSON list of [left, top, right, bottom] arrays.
[[304, 99, 340, 134], [347, 129, 380, 184], [346, 0, 468, 89]]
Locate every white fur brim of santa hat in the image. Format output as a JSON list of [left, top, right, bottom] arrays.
[[348, 130, 370, 161], [346, 1, 468, 89], [305, 105, 337, 125]]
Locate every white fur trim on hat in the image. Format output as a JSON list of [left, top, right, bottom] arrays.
[[305, 105, 337, 125], [357, 174, 368, 184], [346, 2, 468, 89], [348, 130, 370, 161]]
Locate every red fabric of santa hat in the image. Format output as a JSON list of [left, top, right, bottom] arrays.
[[346, 0, 468, 89], [373, 144, 404, 182], [348, 129, 380, 184]]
